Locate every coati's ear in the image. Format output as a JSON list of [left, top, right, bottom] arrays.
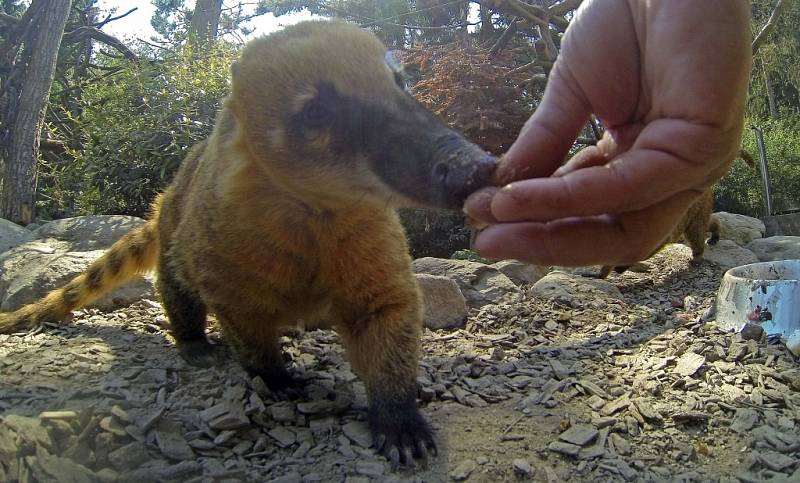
[[384, 50, 408, 90]]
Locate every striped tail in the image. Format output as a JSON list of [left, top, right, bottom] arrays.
[[0, 221, 159, 333]]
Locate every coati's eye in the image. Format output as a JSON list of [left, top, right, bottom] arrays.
[[302, 102, 332, 127]]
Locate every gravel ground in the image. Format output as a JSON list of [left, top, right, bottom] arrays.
[[1, 244, 799, 483]]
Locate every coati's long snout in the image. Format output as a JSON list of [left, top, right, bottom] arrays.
[[230, 22, 496, 211], [367, 94, 497, 209]]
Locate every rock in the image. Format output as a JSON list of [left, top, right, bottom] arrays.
[[33, 215, 145, 251], [746, 236, 800, 262], [674, 352, 706, 377], [531, 271, 623, 303], [355, 461, 385, 477], [108, 442, 151, 471], [0, 244, 155, 312], [155, 428, 194, 460], [559, 424, 598, 446], [548, 441, 581, 457], [450, 459, 477, 481], [714, 212, 765, 246], [28, 445, 100, 483], [268, 426, 296, 448], [490, 260, 548, 286], [730, 408, 759, 434], [740, 322, 764, 341], [415, 274, 468, 330], [342, 421, 372, 448], [512, 459, 534, 477], [0, 218, 33, 254], [269, 402, 297, 422], [703, 240, 759, 270], [412, 257, 521, 308], [2, 414, 53, 452]]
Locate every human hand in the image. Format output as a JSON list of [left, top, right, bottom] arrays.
[[464, 0, 752, 266]]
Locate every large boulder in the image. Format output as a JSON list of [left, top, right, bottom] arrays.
[[703, 239, 760, 270], [531, 271, 623, 303], [745, 236, 800, 262], [490, 260, 548, 286], [0, 218, 34, 254], [412, 257, 521, 308], [33, 215, 145, 251], [0, 215, 155, 312], [415, 274, 468, 330], [714, 212, 765, 246]]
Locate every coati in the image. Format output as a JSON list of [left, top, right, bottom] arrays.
[[597, 150, 755, 278], [0, 21, 496, 466], [597, 189, 718, 278]]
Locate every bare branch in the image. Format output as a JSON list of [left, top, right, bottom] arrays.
[[489, 17, 519, 56], [548, 0, 583, 17], [752, 0, 789, 55], [94, 7, 138, 29], [62, 26, 138, 62]]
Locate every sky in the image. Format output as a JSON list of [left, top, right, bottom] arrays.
[[96, 0, 319, 43]]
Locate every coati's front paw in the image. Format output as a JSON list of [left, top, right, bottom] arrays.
[[247, 366, 303, 400], [368, 394, 437, 468], [177, 338, 217, 368]]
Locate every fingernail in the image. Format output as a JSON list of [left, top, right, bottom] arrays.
[[463, 188, 498, 220]]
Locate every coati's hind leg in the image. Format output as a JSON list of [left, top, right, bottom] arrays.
[[683, 215, 709, 267], [707, 215, 720, 245], [337, 294, 436, 468], [157, 260, 215, 367], [213, 305, 299, 396]]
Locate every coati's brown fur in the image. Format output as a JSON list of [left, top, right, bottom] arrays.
[[0, 21, 496, 466], [598, 150, 755, 278], [598, 189, 718, 278]]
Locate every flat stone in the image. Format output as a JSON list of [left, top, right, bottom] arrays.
[[756, 450, 795, 471], [355, 461, 385, 477], [268, 426, 296, 448], [342, 421, 372, 448], [674, 352, 706, 377], [731, 409, 759, 434], [559, 424, 598, 447], [269, 402, 296, 422], [108, 442, 151, 472], [39, 411, 79, 420], [512, 459, 534, 476], [548, 441, 581, 457], [155, 429, 194, 460], [450, 459, 477, 481]]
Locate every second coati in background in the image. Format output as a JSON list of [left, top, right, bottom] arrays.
[[0, 21, 497, 466], [598, 151, 756, 278]]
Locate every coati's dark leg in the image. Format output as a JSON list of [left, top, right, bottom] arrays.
[[337, 297, 436, 468], [707, 216, 720, 245], [683, 215, 709, 267], [597, 265, 613, 279], [157, 260, 214, 367], [212, 305, 298, 395]]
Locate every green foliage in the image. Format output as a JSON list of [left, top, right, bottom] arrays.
[[715, 116, 800, 217], [37, 43, 237, 217], [398, 208, 471, 259], [450, 249, 493, 264]]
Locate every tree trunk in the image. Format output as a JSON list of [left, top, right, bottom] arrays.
[[0, 0, 71, 225], [188, 0, 223, 45], [764, 69, 779, 119]]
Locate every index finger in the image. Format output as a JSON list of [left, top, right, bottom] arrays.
[[489, 118, 730, 223]]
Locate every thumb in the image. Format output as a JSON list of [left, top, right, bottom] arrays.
[[494, 63, 591, 185]]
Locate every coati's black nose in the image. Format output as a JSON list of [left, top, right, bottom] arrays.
[[432, 136, 496, 207]]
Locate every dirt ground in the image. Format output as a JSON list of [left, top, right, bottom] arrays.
[[1, 244, 799, 482]]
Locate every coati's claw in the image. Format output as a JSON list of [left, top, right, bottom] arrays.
[[369, 397, 437, 467], [177, 338, 217, 368]]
